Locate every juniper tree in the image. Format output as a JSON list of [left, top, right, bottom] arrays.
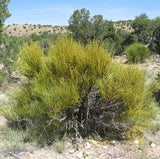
[[0, 0, 11, 43]]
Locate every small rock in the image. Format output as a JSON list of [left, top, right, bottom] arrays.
[[0, 94, 8, 101], [111, 140, 116, 145], [151, 143, 156, 148], [0, 115, 7, 127], [134, 140, 139, 145], [85, 142, 91, 149], [69, 149, 75, 154], [103, 146, 108, 150], [0, 63, 4, 70], [76, 152, 83, 159]]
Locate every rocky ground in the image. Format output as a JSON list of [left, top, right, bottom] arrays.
[[0, 55, 160, 159]]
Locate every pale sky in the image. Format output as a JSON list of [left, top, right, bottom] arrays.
[[5, 0, 160, 26]]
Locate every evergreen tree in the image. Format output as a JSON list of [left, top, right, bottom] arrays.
[[131, 13, 152, 46], [68, 8, 92, 44], [0, 0, 11, 43], [153, 23, 160, 54]]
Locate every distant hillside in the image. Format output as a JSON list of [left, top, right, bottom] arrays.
[[113, 20, 134, 32], [4, 24, 68, 37], [3, 21, 133, 37]]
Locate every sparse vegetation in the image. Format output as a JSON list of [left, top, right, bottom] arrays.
[[4, 24, 68, 37]]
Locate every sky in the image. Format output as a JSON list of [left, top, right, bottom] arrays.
[[5, 0, 160, 26]]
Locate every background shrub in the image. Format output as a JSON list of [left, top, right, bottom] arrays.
[[125, 43, 150, 62]]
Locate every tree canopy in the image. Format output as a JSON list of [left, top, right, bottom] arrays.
[[68, 8, 92, 44], [0, 0, 11, 43], [68, 8, 117, 45]]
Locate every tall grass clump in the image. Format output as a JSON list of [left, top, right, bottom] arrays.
[[4, 38, 156, 142], [125, 43, 151, 63], [0, 70, 4, 86]]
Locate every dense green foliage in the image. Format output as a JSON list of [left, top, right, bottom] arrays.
[[68, 8, 92, 44], [0, 0, 11, 84], [97, 63, 154, 126], [4, 38, 155, 141], [0, 70, 4, 86], [68, 8, 122, 54], [68, 9, 160, 55], [126, 43, 151, 62], [68, 8, 137, 54], [131, 13, 160, 53], [0, 0, 11, 43], [153, 23, 160, 54], [131, 13, 151, 35]]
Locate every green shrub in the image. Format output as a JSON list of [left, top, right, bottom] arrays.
[[125, 43, 150, 62], [18, 41, 45, 79], [97, 63, 154, 127], [0, 70, 4, 86], [5, 38, 156, 141], [30, 33, 40, 41]]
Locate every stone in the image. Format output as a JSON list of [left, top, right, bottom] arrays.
[[134, 140, 139, 145], [151, 143, 156, 148], [111, 140, 116, 145], [0, 115, 7, 127], [69, 149, 75, 154], [0, 63, 4, 70], [0, 94, 8, 101], [103, 146, 108, 150], [85, 142, 91, 149], [76, 152, 83, 159]]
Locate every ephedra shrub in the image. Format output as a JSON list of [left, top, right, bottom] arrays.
[[5, 38, 156, 141]]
